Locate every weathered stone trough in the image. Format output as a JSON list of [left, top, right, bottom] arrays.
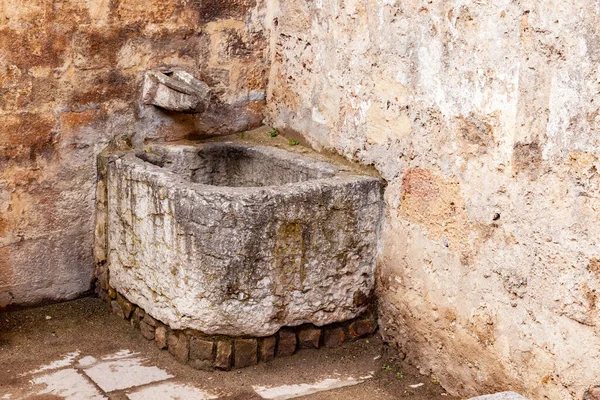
[[105, 142, 381, 337]]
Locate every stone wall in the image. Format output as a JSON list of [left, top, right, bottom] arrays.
[[265, 0, 600, 398], [0, 0, 268, 308]]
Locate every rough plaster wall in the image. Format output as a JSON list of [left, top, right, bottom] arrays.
[[0, 0, 269, 308], [266, 0, 600, 398]]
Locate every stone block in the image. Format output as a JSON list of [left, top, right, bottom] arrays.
[[130, 307, 145, 329], [116, 293, 134, 320], [143, 313, 158, 327], [323, 327, 345, 348], [167, 332, 189, 363], [259, 336, 277, 362], [298, 327, 321, 349], [142, 69, 211, 113], [155, 325, 168, 349], [348, 319, 376, 339], [110, 300, 123, 318], [106, 143, 381, 337], [215, 341, 233, 370], [190, 337, 214, 367], [234, 339, 258, 369], [277, 329, 297, 357], [469, 392, 528, 400], [140, 320, 155, 341]]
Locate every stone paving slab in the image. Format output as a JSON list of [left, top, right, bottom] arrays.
[[83, 356, 174, 392], [31, 368, 106, 400], [254, 375, 374, 400], [127, 382, 218, 400], [469, 392, 529, 400]]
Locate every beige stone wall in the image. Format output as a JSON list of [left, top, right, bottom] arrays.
[[266, 0, 600, 398], [0, 0, 269, 308]]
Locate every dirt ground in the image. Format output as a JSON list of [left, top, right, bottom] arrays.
[[0, 297, 456, 399]]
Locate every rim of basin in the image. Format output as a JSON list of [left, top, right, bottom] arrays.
[[121, 142, 377, 194]]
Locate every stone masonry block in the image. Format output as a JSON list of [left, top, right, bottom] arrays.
[[234, 339, 258, 369], [215, 341, 233, 370], [140, 320, 155, 341], [277, 329, 297, 357], [130, 307, 145, 329], [116, 293, 134, 320], [111, 300, 123, 318], [323, 327, 346, 348], [298, 327, 321, 349], [155, 325, 168, 349], [259, 336, 277, 362], [167, 332, 189, 363], [348, 318, 376, 339], [189, 337, 215, 370]]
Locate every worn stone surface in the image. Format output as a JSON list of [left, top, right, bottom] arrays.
[[348, 319, 375, 339], [234, 339, 258, 369], [277, 329, 297, 357], [154, 325, 168, 350], [323, 327, 345, 349], [141, 69, 211, 113], [139, 320, 155, 341], [469, 392, 529, 400], [190, 337, 214, 361], [297, 327, 321, 349], [215, 341, 233, 370], [110, 301, 123, 319], [189, 337, 214, 370], [106, 143, 381, 336], [584, 387, 600, 400], [167, 332, 188, 363], [264, 0, 600, 398], [0, 0, 269, 310], [116, 294, 134, 319], [259, 336, 277, 362], [130, 307, 145, 329], [143, 314, 157, 327]]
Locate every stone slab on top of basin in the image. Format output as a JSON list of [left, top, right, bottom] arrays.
[[106, 141, 382, 337]]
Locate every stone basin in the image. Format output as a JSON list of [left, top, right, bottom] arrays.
[[106, 142, 382, 337]]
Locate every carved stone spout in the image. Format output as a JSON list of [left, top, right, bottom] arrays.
[[141, 68, 211, 113]]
